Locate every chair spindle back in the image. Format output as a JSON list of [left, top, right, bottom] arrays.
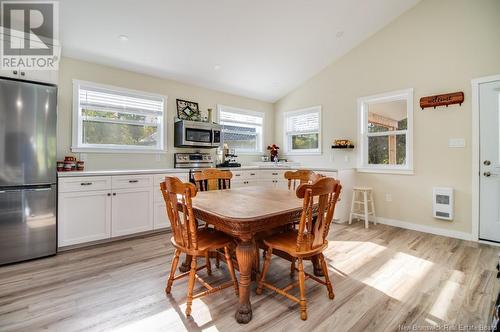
[[160, 176, 199, 250], [284, 170, 314, 190], [295, 177, 342, 251], [193, 169, 233, 191]]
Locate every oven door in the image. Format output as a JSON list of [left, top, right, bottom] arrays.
[[184, 127, 212, 146]]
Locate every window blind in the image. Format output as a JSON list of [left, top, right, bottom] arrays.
[[78, 86, 164, 117], [218, 107, 263, 152], [219, 110, 263, 125], [286, 110, 319, 133]]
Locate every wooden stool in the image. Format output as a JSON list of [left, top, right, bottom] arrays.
[[348, 187, 376, 228]]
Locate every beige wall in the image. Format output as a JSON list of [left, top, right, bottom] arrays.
[[57, 57, 274, 170], [274, 0, 500, 234]]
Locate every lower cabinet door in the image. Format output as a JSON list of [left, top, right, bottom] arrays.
[[275, 180, 289, 189], [154, 201, 170, 230], [111, 187, 154, 237], [58, 190, 112, 247]]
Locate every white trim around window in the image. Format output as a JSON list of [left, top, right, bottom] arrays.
[[283, 105, 322, 155], [216, 104, 264, 155], [71, 80, 166, 153], [357, 88, 414, 174]]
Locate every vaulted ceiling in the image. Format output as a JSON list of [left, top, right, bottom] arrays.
[[60, 0, 419, 102]]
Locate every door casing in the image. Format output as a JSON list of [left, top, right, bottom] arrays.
[[471, 74, 500, 244]]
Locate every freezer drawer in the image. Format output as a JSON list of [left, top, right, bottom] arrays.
[[0, 185, 57, 265]]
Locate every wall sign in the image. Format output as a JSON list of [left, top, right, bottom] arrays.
[[420, 92, 464, 110]]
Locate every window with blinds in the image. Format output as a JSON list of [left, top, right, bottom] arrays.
[[72, 80, 165, 152], [284, 106, 321, 154], [218, 105, 263, 153]]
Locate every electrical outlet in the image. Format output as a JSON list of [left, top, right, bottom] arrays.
[[448, 138, 465, 148], [385, 193, 392, 202]]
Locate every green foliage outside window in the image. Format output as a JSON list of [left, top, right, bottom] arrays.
[[82, 109, 158, 146], [291, 133, 319, 150]]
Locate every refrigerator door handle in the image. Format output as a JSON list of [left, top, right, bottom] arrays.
[[0, 185, 54, 193], [26, 187, 52, 192]]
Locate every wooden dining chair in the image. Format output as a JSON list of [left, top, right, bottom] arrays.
[[193, 169, 232, 191], [192, 168, 233, 268], [284, 170, 314, 190], [161, 176, 239, 316], [256, 177, 342, 320]]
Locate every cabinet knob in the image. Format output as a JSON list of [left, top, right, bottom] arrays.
[[13, 70, 17, 75], [107, 193, 111, 196], [128, 180, 139, 183], [80, 182, 92, 186], [20, 72, 25, 76], [113, 193, 117, 196]]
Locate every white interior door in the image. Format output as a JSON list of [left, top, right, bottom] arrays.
[[479, 79, 500, 242]]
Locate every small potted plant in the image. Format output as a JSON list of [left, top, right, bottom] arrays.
[[267, 144, 280, 162]]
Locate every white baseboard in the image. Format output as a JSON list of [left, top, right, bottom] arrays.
[[376, 217, 473, 241]]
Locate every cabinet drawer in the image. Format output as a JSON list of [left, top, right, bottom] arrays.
[[232, 170, 260, 180], [153, 173, 188, 186], [245, 170, 259, 179], [231, 170, 246, 180], [112, 175, 153, 189], [59, 176, 111, 193], [260, 170, 286, 179]]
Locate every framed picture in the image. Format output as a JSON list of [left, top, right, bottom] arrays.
[[176, 99, 201, 121]]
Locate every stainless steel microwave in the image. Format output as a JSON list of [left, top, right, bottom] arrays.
[[174, 120, 221, 148]]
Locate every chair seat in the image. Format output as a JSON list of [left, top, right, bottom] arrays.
[[171, 228, 233, 254], [263, 230, 327, 258]]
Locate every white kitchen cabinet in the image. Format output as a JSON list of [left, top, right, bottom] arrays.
[[59, 176, 112, 193], [0, 32, 59, 85], [154, 202, 170, 230], [111, 187, 154, 237], [232, 179, 259, 188], [57, 168, 352, 248], [58, 190, 112, 247], [0, 34, 21, 80], [153, 173, 187, 230], [316, 170, 355, 223]]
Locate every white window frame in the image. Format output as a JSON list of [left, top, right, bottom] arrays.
[[217, 105, 264, 155], [71, 80, 166, 154], [357, 88, 414, 174], [284, 106, 322, 155]]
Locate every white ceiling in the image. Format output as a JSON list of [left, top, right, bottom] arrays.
[[59, 0, 419, 102]]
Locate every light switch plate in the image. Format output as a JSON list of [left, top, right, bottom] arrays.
[[448, 138, 465, 148]]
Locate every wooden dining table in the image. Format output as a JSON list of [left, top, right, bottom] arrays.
[[189, 186, 305, 324]]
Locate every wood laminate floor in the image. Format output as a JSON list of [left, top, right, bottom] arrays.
[[0, 222, 498, 332]]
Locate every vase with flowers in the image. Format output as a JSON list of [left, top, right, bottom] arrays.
[[267, 144, 280, 162]]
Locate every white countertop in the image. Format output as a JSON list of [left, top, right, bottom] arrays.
[[57, 168, 190, 177], [57, 165, 344, 177]]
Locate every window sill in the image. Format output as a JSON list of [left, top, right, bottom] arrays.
[[356, 168, 414, 175], [71, 147, 167, 154]]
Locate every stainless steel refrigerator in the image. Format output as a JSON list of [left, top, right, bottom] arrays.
[[0, 78, 57, 265]]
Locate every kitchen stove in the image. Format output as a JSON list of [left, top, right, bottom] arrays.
[[174, 152, 215, 183], [174, 152, 214, 169]]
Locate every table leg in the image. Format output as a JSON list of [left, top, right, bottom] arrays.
[[235, 239, 254, 324], [179, 254, 192, 273]]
